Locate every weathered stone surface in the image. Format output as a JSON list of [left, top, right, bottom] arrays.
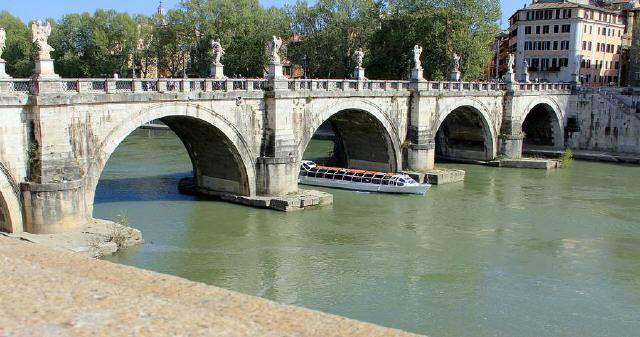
[[490, 158, 560, 170], [425, 169, 466, 185], [0, 78, 578, 234], [0, 235, 419, 337]]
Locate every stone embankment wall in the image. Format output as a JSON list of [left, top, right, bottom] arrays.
[[568, 89, 640, 154]]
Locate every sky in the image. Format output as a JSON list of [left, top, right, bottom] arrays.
[[1, 0, 530, 29]]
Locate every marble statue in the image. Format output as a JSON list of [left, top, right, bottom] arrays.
[[523, 59, 529, 76], [0, 28, 6, 60], [413, 45, 423, 69], [507, 53, 515, 73], [352, 48, 364, 68], [211, 40, 224, 65], [451, 53, 461, 72], [32, 21, 54, 60], [268, 36, 282, 64]]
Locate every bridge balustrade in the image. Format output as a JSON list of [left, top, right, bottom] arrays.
[[0, 78, 574, 95]]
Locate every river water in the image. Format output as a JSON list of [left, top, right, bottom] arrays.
[[99, 129, 640, 337]]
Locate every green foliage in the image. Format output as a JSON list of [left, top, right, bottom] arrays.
[[560, 148, 574, 168], [50, 10, 139, 77], [0, 0, 501, 80], [0, 11, 34, 77]]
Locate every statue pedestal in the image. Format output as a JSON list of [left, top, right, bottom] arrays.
[[34, 58, 60, 80], [268, 63, 284, 79], [504, 71, 516, 84], [450, 71, 461, 82], [0, 60, 11, 79], [210, 64, 225, 79], [411, 67, 424, 80], [353, 67, 365, 80]]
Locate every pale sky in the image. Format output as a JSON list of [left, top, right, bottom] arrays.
[[1, 0, 530, 29]]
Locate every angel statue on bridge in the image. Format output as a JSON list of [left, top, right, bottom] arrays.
[[0, 28, 6, 60], [507, 53, 515, 74], [352, 48, 365, 69], [32, 21, 54, 60], [211, 40, 224, 65], [268, 36, 282, 64], [413, 45, 423, 69], [451, 52, 461, 72]]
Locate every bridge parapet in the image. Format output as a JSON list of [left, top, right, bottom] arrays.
[[517, 82, 573, 92], [0, 77, 574, 96]]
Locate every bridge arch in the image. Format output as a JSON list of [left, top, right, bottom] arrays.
[[299, 99, 402, 172], [434, 98, 498, 162], [0, 164, 23, 233], [521, 97, 565, 150], [85, 102, 257, 214]]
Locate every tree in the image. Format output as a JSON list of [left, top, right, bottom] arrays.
[[0, 11, 33, 78], [288, 0, 382, 78], [50, 10, 139, 77]]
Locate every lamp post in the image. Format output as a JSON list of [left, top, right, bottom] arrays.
[[303, 53, 309, 79]]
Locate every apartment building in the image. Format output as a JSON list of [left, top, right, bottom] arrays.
[[507, 0, 632, 86]]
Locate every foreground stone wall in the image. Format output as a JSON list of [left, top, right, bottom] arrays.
[[0, 236, 419, 336]]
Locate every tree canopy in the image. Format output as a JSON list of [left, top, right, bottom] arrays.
[[0, 0, 500, 80]]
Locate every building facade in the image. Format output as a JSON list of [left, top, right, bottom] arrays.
[[507, 0, 638, 86]]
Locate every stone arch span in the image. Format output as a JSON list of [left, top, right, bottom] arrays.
[[521, 97, 565, 150], [0, 164, 23, 233], [85, 103, 257, 214], [434, 98, 497, 162], [299, 99, 402, 172]]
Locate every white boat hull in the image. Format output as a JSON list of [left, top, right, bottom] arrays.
[[299, 176, 430, 195]]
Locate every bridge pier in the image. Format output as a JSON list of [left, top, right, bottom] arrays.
[[21, 181, 89, 233]]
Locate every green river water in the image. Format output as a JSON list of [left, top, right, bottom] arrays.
[[99, 129, 640, 337]]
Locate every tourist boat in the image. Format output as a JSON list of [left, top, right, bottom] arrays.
[[298, 160, 430, 195]]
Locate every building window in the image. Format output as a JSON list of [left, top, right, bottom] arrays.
[[543, 25, 549, 34], [634, 72, 640, 81], [553, 41, 559, 50], [582, 41, 587, 50], [536, 26, 541, 34], [525, 26, 532, 35], [561, 24, 571, 33], [559, 58, 568, 67]]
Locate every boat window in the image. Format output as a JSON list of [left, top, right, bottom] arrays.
[[352, 176, 362, 182], [397, 182, 404, 186], [381, 179, 389, 185], [363, 178, 372, 183], [372, 178, 381, 184], [343, 175, 352, 181], [300, 171, 307, 176]]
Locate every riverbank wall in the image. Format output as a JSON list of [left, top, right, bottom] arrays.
[[0, 236, 419, 337], [567, 89, 640, 154]]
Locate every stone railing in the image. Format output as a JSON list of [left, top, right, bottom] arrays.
[[0, 78, 574, 95], [285, 79, 411, 91], [517, 83, 573, 92], [424, 81, 505, 92], [0, 78, 269, 95]]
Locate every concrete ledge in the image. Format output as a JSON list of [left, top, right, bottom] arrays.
[[488, 158, 560, 169], [179, 177, 333, 211], [425, 169, 465, 185], [524, 149, 640, 165], [401, 169, 465, 185], [21, 179, 84, 192], [0, 236, 418, 336]]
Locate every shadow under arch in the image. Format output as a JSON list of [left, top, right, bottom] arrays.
[[299, 100, 402, 172], [85, 103, 257, 215], [521, 101, 564, 151], [434, 100, 497, 162]]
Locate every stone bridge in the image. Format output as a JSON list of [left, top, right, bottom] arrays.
[[0, 76, 575, 234]]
